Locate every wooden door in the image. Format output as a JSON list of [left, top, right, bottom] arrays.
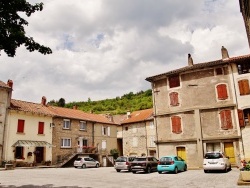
[[224, 142, 235, 164], [176, 147, 187, 162], [35, 147, 44, 163]]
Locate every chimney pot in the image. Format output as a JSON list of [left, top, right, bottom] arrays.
[[41, 96, 47, 105], [221, 46, 229, 59], [188, 54, 193, 66]]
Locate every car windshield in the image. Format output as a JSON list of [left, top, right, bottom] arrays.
[[115, 157, 127, 162], [133, 158, 146, 161], [205, 153, 223, 159]]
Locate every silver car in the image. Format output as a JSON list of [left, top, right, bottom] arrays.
[[114, 156, 135, 172], [74, 157, 100, 168], [203, 151, 231, 173]]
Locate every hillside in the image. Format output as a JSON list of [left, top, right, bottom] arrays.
[[64, 89, 153, 115]]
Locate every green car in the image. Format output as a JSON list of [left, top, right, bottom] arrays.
[[157, 156, 187, 174]]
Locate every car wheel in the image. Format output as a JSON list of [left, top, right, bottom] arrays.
[[228, 165, 232, 171], [223, 165, 227, 173], [82, 164, 86, 169], [158, 171, 162, 174], [132, 171, 136, 174], [204, 170, 208, 173], [174, 167, 178, 174], [128, 168, 132, 172], [116, 169, 121, 172], [184, 165, 187, 171], [146, 166, 151, 174], [96, 164, 99, 168]]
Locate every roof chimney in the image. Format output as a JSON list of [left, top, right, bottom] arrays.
[[73, 105, 77, 110], [7, 79, 13, 88], [41, 96, 47, 105], [221, 46, 229, 59], [188, 54, 193, 66], [127, 111, 131, 119]]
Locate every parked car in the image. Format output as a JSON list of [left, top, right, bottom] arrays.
[[74, 157, 100, 168], [203, 151, 231, 173], [157, 155, 187, 174], [130, 156, 158, 174], [114, 156, 136, 172]]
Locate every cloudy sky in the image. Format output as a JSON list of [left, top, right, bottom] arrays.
[[1, 0, 249, 103]]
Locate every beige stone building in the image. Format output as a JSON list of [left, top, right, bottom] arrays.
[[146, 48, 250, 168], [121, 109, 156, 157], [0, 80, 12, 165]]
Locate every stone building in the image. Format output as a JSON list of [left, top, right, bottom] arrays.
[[146, 47, 250, 168], [121, 109, 156, 157]]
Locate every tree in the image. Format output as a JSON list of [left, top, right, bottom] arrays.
[[58, 98, 65, 107], [0, 0, 52, 57]]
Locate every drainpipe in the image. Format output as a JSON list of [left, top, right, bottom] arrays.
[[92, 122, 95, 146], [144, 121, 148, 156]]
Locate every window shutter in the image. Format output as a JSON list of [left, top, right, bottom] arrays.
[[216, 84, 228, 100], [169, 75, 180, 88], [238, 79, 250, 95], [102, 126, 104, 135], [220, 110, 233, 129], [38, 122, 44, 134], [238, 109, 245, 127], [17, 119, 25, 133], [169, 92, 179, 106], [107, 127, 110, 136], [171, 116, 182, 134]]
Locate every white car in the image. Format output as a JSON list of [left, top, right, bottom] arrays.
[[203, 151, 231, 173], [74, 157, 100, 168]]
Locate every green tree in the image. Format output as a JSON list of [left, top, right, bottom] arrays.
[[58, 98, 65, 107], [0, 0, 52, 57]]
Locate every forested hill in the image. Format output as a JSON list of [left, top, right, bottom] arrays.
[[63, 89, 153, 115]]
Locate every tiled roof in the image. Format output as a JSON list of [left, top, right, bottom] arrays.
[[10, 99, 55, 116], [121, 108, 154, 124], [47, 106, 117, 125], [146, 54, 250, 82], [0, 81, 11, 89]]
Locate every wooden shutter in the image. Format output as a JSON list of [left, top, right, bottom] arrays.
[[238, 79, 250, 95], [216, 84, 228, 100], [238, 110, 245, 127], [169, 92, 179, 106], [171, 116, 182, 134], [107, 127, 110, 136], [169, 75, 180, 88], [38, 122, 44, 134], [17, 119, 25, 133], [220, 110, 233, 130]]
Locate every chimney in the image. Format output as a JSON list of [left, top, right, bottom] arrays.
[[7, 79, 13, 102], [41, 96, 47, 105], [73, 105, 77, 110], [127, 111, 131, 119], [7, 79, 13, 88], [221, 46, 229, 59], [188, 54, 193, 66]]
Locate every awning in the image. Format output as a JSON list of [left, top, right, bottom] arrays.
[[12, 140, 53, 147]]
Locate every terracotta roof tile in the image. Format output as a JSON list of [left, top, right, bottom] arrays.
[[146, 54, 250, 82], [10, 99, 55, 116], [0, 81, 11, 89], [121, 108, 153, 124]]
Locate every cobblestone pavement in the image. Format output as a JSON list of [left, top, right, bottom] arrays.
[[0, 167, 249, 188]]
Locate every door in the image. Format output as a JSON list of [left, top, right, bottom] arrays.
[[176, 147, 187, 162], [224, 142, 235, 164], [102, 157, 107, 167], [35, 147, 44, 163]]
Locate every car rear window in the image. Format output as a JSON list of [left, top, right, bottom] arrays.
[[115, 157, 127, 162], [204, 153, 223, 159], [160, 157, 172, 162], [75, 158, 83, 161], [133, 158, 146, 161]]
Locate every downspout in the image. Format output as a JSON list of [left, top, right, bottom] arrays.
[[92, 122, 95, 147], [144, 121, 148, 156], [151, 82, 160, 159], [229, 63, 245, 158]]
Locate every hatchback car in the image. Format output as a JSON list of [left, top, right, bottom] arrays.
[[203, 151, 231, 173], [157, 155, 187, 174], [114, 156, 135, 172], [74, 157, 100, 168], [130, 156, 158, 174]]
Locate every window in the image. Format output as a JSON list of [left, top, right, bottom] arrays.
[[149, 121, 154, 129], [132, 137, 138, 147], [101, 140, 106, 149], [216, 84, 228, 100], [237, 63, 250, 74], [17, 119, 25, 133], [220, 110, 233, 130], [169, 92, 179, 106], [63, 119, 70, 129], [171, 116, 182, 134], [169, 75, 180, 88], [38, 122, 44, 134], [102, 126, 110, 136], [238, 79, 250, 95], [79, 121, 87, 130], [238, 109, 245, 127], [215, 68, 223, 75], [15, 146, 24, 159], [61, 138, 71, 148], [125, 127, 128, 131]]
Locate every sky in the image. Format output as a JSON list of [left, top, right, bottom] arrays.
[[1, 0, 249, 103]]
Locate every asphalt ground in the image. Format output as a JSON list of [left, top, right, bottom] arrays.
[[0, 167, 249, 188]]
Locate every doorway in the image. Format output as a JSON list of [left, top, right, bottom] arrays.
[[35, 147, 44, 163], [224, 142, 235, 164], [176, 147, 187, 161]]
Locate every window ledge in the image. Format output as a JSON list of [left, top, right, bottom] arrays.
[[16, 132, 25, 135], [37, 134, 45, 136]]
